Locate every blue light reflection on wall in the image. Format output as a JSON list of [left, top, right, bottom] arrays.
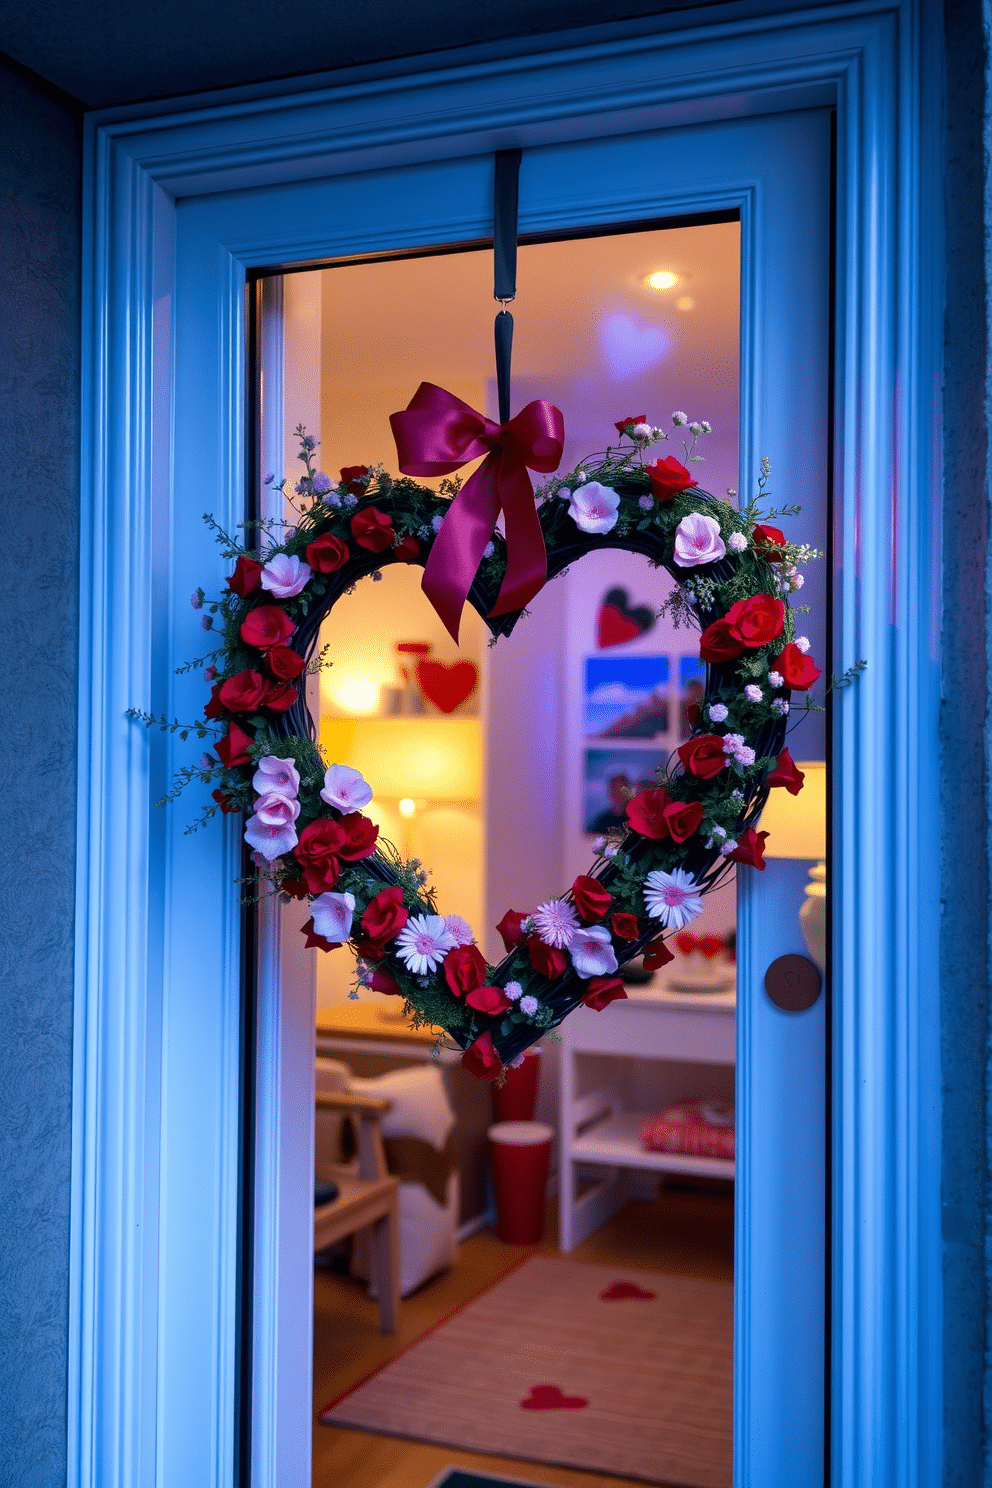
[[598, 310, 673, 381]]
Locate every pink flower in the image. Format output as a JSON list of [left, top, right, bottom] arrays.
[[252, 754, 300, 799], [310, 890, 356, 945], [243, 791, 300, 861], [569, 924, 619, 979], [566, 481, 621, 535], [394, 914, 457, 975], [320, 763, 373, 811], [532, 898, 580, 949], [261, 552, 311, 598], [444, 914, 476, 946], [673, 513, 727, 567]]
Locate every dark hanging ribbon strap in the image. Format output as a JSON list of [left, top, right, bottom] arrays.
[[494, 148, 521, 424]]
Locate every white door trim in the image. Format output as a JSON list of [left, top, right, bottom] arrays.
[[73, 3, 943, 1483]]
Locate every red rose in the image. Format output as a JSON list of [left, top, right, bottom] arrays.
[[266, 646, 306, 680], [301, 917, 339, 953], [280, 876, 309, 900], [725, 593, 785, 648], [678, 734, 728, 779], [203, 682, 225, 719], [360, 887, 408, 948], [583, 976, 627, 1011], [642, 938, 676, 972], [466, 985, 512, 1015], [699, 618, 746, 663], [443, 944, 488, 998], [663, 798, 704, 843], [766, 747, 805, 795], [305, 532, 350, 573], [227, 555, 263, 596], [218, 669, 269, 714], [571, 874, 613, 923], [263, 681, 298, 712], [753, 524, 787, 561], [394, 535, 421, 563], [336, 812, 379, 861], [215, 723, 253, 768], [729, 827, 768, 869], [625, 787, 671, 839], [461, 1031, 503, 1081], [340, 464, 371, 495], [211, 789, 237, 814], [350, 507, 394, 553], [366, 966, 403, 995], [240, 604, 295, 652], [496, 909, 528, 953], [774, 644, 822, 691], [611, 912, 640, 942], [645, 455, 697, 502], [614, 414, 646, 434], [527, 935, 568, 980], [294, 818, 346, 894]]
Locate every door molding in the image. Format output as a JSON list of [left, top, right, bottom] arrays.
[[74, 3, 942, 1483]]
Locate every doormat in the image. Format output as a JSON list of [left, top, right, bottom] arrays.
[[423, 1468, 559, 1488], [320, 1256, 732, 1488]]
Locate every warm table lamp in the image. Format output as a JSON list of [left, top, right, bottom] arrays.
[[757, 761, 827, 968]]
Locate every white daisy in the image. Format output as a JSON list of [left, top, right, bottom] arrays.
[[394, 914, 457, 976], [532, 898, 580, 949], [644, 868, 704, 930]]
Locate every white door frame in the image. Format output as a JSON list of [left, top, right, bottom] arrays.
[[73, 3, 943, 1483]]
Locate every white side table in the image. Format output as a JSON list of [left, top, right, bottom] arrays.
[[558, 985, 736, 1251]]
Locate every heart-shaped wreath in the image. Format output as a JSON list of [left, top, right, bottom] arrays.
[[134, 406, 823, 1081]]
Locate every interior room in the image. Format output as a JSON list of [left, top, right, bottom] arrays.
[[244, 221, 826, 1488]]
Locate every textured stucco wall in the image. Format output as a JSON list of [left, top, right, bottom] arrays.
[[0, 53, 81, 1488]]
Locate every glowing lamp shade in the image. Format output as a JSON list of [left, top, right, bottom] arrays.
[[759, 761, 826, 860], [320, 717, 481, 803]]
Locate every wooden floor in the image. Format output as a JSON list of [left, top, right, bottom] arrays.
[[313, 1186, 733, 1488]]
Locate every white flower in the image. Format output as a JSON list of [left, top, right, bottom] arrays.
[[431, 514, 444, 533], [243, 791, 300, 861], [533, 898, 580, 948], [320, 763, 373, 811], [771, 698, 790, 716], [604, 844, 620, 858], [700, 421, 712, 433], [768, 671, 784, 688], [708, 702, 729, 722], [567, 481, 621, 535], [672, 411, 688, 425], [638, 494, 654, 511], [720, 839, 738, 856], [673, 513, 727, 567], [795, 635, 811, 653], [505, 981, 523, 1001], [591, 835, 607, 854], [569, 924, 618, 979], [710, 824, 727, 840], [744, 685, 762, 703], [261, 552, 311, 598], [632, 422, 653, 439], [723, 732, 745, 754], [689, 422, 702, 435], [394, 914, 458, 975], [727, 531, 747, 552], [311, 890, 356, 944], [791, 572, 805, 590], [253, 754, 300, 799], [575, 469, 588, 484], [736, 746, 756, 765], [644, 868, 704, 930], [444, 914, 475, 946], [519, 995, 540, 1017]]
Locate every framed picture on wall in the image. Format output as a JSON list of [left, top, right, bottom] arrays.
[[584, 746, 668, 834], [583, 655, 670, 739], [678, 656, 706, 739]]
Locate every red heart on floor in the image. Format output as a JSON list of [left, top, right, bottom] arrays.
[[597, 586, 656, 648], [599, 1280, 656, 1301], [416, 658, 478, 713], [519, 1384, 589, 1411]]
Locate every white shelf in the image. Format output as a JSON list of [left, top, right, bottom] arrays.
[[569, 1109, 734, 1180]]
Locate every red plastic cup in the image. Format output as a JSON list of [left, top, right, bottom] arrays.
[[491, 1045, 542, 1124], [487, 1121, 553, 1245]]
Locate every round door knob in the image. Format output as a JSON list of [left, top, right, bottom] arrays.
[[764, 953, 822, 1012]]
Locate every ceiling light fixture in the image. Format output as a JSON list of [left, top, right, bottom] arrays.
[[646, 270, 678, 290]]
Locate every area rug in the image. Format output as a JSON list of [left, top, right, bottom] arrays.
[[320, 1256, 732, 1487], [424, 1469, 559, 1488]]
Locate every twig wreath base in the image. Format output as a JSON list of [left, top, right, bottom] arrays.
[[133, 418, 835, 1082]]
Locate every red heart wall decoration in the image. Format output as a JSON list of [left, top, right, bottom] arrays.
[[519, 1384, 589, 1411], [597, 585, 657, 648], [416, 657, 479, 714]]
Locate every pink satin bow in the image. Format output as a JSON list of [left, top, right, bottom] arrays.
[[389, 382, 564, 642]]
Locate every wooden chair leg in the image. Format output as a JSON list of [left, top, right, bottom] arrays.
[[369, 1191, 401, 1334]]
